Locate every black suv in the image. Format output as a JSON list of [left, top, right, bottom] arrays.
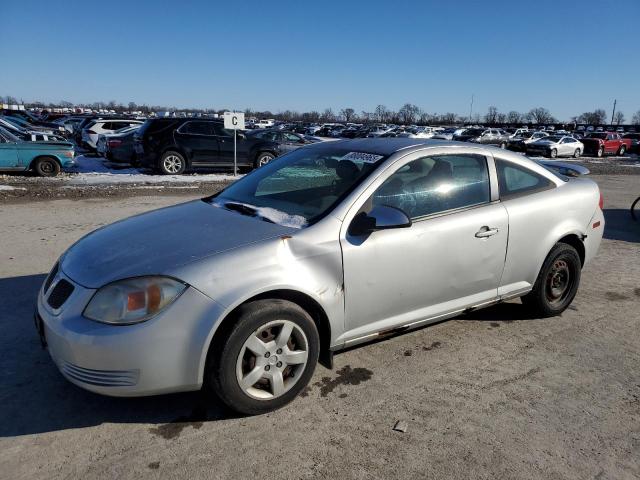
[[134, 118, 280, 174]]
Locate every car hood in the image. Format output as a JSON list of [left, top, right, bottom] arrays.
[[60, 200, 296, 288]]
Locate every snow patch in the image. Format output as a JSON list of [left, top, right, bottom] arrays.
[[65, 155, 241, 185], [212, 200, 307, 229]]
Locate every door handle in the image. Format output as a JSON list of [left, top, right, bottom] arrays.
[[475, 226, 499, 238]]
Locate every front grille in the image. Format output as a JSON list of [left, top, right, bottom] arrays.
[[47, 279, 74, 309], [61, 362, 139, 387], [43, 263, 59, 293]]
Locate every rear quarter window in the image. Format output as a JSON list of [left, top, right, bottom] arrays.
[[496, 159, 555, 200]]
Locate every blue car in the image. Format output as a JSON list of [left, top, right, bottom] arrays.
[[0, 126, 75, 176]]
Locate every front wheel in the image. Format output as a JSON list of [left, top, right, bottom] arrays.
[[206, 299, 319, 415], [254, 152, 275, 169], [597, 146, 604, 158], [618, 145, 626, 156], [33, 157, 61, 177], [521, 243, 581, 317], [573, 149, 581, 158], [550, 148, 557, 158], [159, 151, 186, 175], [500, 142, 506, 149]]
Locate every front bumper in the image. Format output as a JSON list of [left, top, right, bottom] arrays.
[[36, 268, 225, 397]]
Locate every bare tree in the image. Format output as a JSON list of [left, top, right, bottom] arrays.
[[398, 103, 420, 124], [527, 107, 555, 124], [375, 104, 389, 123], [340, 108, 356, 122], [321, 108, 335, 122], [578, 109, 607, 125], [507, 111, 522, 124], [439, 112, 457, 124], [484, 106, 499, 124], [632, 110, 640, 125], [613, 111, 625, 125], [496, 112, 506, 124]]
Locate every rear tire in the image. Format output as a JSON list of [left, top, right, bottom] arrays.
[[33, 157, 61, 177], [597, 146, 604, 157], [550, 148, 557, 158], [254, 152, 275, 169], [159, 151, 186, 175], [521, 243, 581, 318], [618, 145, 626, 156], [205, 299, 319, 415], [573, 149, 581, 158]]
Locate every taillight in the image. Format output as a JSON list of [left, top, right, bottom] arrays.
[[108, 139, 122, 147], [599, 192, 604, 210]]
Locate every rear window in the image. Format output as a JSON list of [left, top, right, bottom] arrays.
[[496, 159, 555, 199]]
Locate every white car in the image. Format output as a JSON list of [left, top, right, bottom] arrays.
[[82, 119, 143, 149], [256, 119, 275, 129], [526, 135, 584, 158], [399, 126, 443, 139]]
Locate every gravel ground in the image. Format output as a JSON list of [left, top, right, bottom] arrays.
[[0, 175, 639, 479]]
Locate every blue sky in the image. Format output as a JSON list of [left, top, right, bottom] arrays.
[[2, 0, 639, 120]]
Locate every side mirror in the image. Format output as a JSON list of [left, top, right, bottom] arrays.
[[348, 205, 411, 236], [237, 132, 246, 140]]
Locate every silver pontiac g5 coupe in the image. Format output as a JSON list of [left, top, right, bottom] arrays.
[[35, 139, 604, 414]]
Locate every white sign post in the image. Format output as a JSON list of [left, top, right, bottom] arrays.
[[224, 112, 245, 176]]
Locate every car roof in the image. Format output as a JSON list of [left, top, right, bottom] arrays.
[[311, 138, 473, 155]]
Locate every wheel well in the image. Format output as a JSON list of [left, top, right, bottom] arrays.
[[29, 155, 61, 170], [209, 289, 332, 358], [558, 234, 585, 266]]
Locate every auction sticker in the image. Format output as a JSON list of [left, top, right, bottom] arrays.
[[341, 152, 385, 163]]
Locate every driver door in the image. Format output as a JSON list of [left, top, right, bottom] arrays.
[[339, 151, 508, 343]]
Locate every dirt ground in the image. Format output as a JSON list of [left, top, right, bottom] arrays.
[[0, 175, 639, 479]]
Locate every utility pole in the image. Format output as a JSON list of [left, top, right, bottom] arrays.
[[469, 94, 474, 124], [610, 99, 617, 125]]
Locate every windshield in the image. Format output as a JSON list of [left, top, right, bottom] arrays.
[[0, 126, 21, 142], [206, 145, 387, 227]]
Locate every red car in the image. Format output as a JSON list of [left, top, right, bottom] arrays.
[[581, 132, 632, 157]]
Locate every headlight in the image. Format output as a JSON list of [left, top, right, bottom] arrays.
[[84, 276, 187, 325]]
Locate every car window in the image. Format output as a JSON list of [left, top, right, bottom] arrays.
[[283, 133, 302, 143], [495, 159, 555, 199], [371, 154, 491, 220], [182, 121, 214, 135]]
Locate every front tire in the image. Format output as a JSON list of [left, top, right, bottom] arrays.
[[206, 299, 319, 415], [550, 148, 557, 158], [573, 148, 581, 158], [618, 145, 626, 156], [521, 243, 581, 317], [597, 146, 604, 157], [159, 151, 186, 175], [33, 157, 61, 177]]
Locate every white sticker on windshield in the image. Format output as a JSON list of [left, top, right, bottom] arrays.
[[341, 152, 384, 163]]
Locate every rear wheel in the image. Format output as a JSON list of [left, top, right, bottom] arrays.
[[205, 299, 319, 415], [159, 151, 186, 175], [33, 157, 61, 177], [573, 148, 581, 158], [597, 146, 604, 157], [618, 145, 626, 156], [499, 142, 506, 149], [550, 148, 557, 158], [631, 196, 640, 221], [254, 152, 275, 169], [521, 243, 581, 317]]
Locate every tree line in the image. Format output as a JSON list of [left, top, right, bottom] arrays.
[[3, 95, 640, 126]]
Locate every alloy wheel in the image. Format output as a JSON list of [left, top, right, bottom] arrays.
[[235, 320, 309, 400], [163, 155, 183, 173]]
